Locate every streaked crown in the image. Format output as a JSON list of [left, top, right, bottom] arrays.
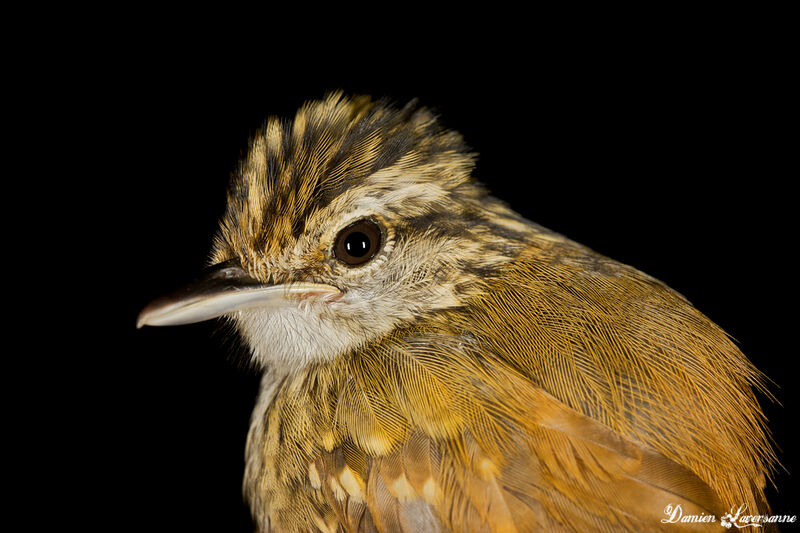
[[213, 92, 499, 273], [209, 93, 537, 370]]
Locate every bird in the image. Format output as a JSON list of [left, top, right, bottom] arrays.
[[138, 92, 777, 532]]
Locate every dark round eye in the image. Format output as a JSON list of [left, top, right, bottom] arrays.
[[334, 219, 382, 266]]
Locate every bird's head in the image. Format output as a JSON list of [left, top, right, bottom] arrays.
[[138, 93, 531, 371]]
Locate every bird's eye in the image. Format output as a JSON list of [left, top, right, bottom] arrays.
[[334, 219, 382, 266]]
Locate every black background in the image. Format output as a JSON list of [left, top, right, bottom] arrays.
[[66, 23, 797, 532]]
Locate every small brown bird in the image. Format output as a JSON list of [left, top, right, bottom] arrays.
[[138, 93, 776, 532]]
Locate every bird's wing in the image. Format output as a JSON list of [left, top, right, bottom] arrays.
[[308, 341, 723, 532], [453, 244, 774, 515]]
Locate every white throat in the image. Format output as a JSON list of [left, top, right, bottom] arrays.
[[233, 307, 361, 371]]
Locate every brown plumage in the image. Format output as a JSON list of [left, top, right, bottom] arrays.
[[138, 92, 776, 532]]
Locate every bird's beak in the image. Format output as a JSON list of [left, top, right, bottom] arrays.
[[136, 258, 341, 328]]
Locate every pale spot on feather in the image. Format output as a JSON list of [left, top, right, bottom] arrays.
[[478, 458, 498, 479], [388, 473, 417, 502], [361, 433, 394, 455], [321, 431, 336, 451], [328, 476, 347, 501], [338, 466, 365, 502], [422, 477, 440, 503], [308, 463, 321, 489]]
